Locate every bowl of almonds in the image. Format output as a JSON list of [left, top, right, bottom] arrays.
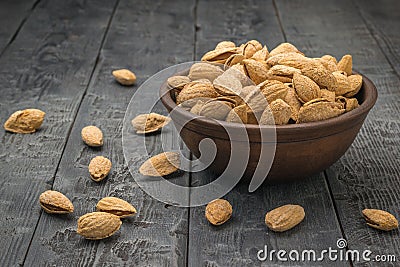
[[160, 41, 377, 184]]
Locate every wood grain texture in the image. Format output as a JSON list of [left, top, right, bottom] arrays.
[[354, 0, 400, 76], [275, 0, 400, 265], [0, 0, 116, 265], [188, 0, 347, 266], [23, 0, 195, 266], [0, 0, 38, 54]]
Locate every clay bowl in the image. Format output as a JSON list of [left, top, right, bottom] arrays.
[[160, 72, 377, 184]]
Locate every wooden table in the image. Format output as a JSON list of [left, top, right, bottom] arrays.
[[1, 0, 399, 266]]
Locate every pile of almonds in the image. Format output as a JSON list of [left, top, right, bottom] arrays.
[[168, 40, 362, 125]]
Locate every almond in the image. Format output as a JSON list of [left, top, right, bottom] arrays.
[[89, 156, 112, 182], [205, 199, 232, 225], [96, 197, 137, 218], [77, 212, 122, 240], [4, 109, 45, 134], [81, 126, 103, 147], [112, 69, 136, 86], [362, 209, 398, 231], [265, 204, 305, 232], [139, 151, 180, 177], [39, 190, 74, 214]]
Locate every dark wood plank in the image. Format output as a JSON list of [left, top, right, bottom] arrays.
[[0, 0, 38, 54], [354, 0, 400, 76], [23, 0, 195, 266], [275, 0, 400, 265], [0, 0, 117, 265], [188, 0, 347, 266]]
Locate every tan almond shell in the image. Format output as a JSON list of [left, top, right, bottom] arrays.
[[345, 98, 359, 112], [188, 63, 224, 82], [336, 96, 359, 112], [293, 73, 322, 103], [284, 87, 302, 121], [4, 109, 46, 134], [268, 42, 303, 57], [244, 86, 269, 113], [167, 76, 191, 90], [251, 46, 269, 61], [337, 54, 353, 76], [96, 197, 137, 218], [242, 40, 263, 58], [259, 80, 289, 104], [131, 113, 171, 134], [189, 100, 206, 115], [265, 204, 305, 232], [321, 54, 338, 65], [226, 104, 247, 123], [321, 89, 336, 102], [215, 41, 236, 50], [225, 53, 245, 66], [301, 60, 337, 91], [81, 126, 103, 147], [201, 47, 238, 63], [213, 72, 243, 96], [139, 151, 180, 177], [89, 156, 112, 182], [345, 74, 363, 97], [332, 71, 352, 96], [112, 69, 136, 86], [362, 209, 399, 231], [297, 100, 345, 123], [260, 99, 291, 125], [267, 65, 301, 78], [205, 199, 233, 225], [199, 100, 232, 120], [39, 190, 74, 214], [314, 57, 338, 73], [266, 52, 307, 67], [77, 212, 122, 240], [242, 59, 270, 84], [176, 82, 218, 105]]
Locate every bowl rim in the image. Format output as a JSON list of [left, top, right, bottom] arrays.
[[160, 71, 378, 141]]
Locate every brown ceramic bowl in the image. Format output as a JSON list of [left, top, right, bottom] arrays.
[[160, 72, 377, 184]]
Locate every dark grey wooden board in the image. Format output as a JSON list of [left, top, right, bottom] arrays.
[[0, 0, 38, 54], [275, 0, 400, 266], [0, 0, 117, 265], [188, 0, 348, 266], [354, 0, 400, 76], [0, 0, 399, 266], [23, 0, 195, 266]]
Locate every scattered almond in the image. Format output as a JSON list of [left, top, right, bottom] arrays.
[[139, 151, 180, 177], [4, 108, 45, 134], [81, 126, 103, 147], [265, 204, 305, 232], [205, 199, 232, 225], [362, 209, 398, 231], [112, 69, 136, 86], [96, 197, 137, 218], [89, 156, 112, 182], [77, 212, 122, 240], [39, 190, 74, 214]]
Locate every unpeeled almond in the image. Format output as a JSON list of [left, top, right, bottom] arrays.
[[96, 197, 137, 218], [112, 69, 136, 86], [39, 190, 74, 214], [4, 108, 45, 134], [139, 151, 180, 177]]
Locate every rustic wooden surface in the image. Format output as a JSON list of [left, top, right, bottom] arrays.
[[0, 0, 399, 266]]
